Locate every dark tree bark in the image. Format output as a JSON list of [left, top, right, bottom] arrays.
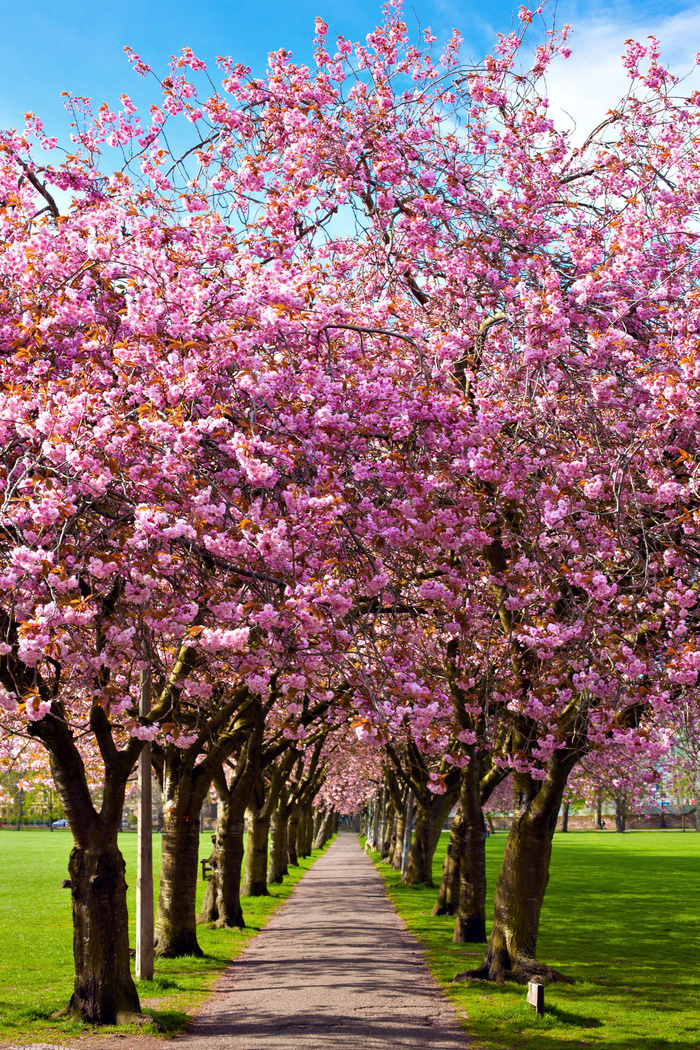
[[453, 750, 487, 943], [403, 790, 455, 886], [297, 802, 313, 859], [286, 808, 300, 866], [455, 759, 576, 985], [614, 794, 626, 833], [560, 801, 570, 832], [27, 705, 144, 1023], [198, 802, 246, 928], [594, 794, 603, 829], [153, 686, 256, 957], [243, 748, 300, 895], [198, 734, 262, 929], [154, 750, 208, 957]]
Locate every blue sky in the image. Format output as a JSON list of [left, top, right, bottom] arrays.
[[1, 0, 699, 137]]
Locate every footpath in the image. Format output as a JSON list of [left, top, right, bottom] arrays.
[[174, 831, 469, 1049]]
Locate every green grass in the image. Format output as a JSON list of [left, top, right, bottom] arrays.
[[0, 828, 332, 1042], [369, 830, 700, 1050]]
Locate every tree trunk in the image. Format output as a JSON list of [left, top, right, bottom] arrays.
[[403, 790, 454, 886], [298, 803, 312, 858], [378, 788, 387, 853], [27, 706, 144, 1024], [316, 808, 335, 848], [312, 807, 323, 846], [198, 724, 265, 928], [594, 794, 603, 830], [382, 804, 395, 859], [433, 807, 462, 916], [198, 792, 247, 929], [287, 809, 300, 866], [268, 788, 289, 883], [67, 843, 142, 1023], [155, 784, 204, 957], [454, 753, 487, 944], [560, 801, 570, 832], [241, 791, 270, 897], [390, 806, 406, 870], [614, 794, 626, 833], [455, 764, 575, 985]]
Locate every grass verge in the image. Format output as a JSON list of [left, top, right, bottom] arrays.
[[368, 830, 700, 1050], [0, 828, 332, 1043]]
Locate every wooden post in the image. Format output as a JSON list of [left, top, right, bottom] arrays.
[[135, 667, 154, 981], [527, 980, 544, 1016], [401, 790, 414, 875]]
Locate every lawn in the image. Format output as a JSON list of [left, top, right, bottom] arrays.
[[369, 830, 700, 1050], [0, 828, 332, 1043]]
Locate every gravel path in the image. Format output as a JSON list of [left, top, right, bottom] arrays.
[[171, 831, 470, 1049]]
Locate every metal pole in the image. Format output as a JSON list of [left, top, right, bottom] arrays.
[[135, 667, 154, 981], [401, 789, 414, 875]]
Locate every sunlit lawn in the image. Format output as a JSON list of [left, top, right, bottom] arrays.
[[0, 828, 331, 1042], [370, 830, 700, 1050]]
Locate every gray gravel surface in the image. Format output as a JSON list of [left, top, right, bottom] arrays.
[[172, 831, 470, 1049]]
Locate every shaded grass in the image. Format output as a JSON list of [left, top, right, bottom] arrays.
[[369, 830, 700, 1050], [0, 828, 331, 1042]]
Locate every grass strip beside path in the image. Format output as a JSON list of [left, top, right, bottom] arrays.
[[0, 828, 333, 1043], [368, 830, 700, 1050]]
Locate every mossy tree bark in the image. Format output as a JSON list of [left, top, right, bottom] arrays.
[[267, 785, 289, 883], [241, 782, 271, 897], [242, 749, 298, 896], [312, 807, 335, 850], [455, 756, 577, 985], [311, 807, 324, 847], [155, 773, 204, 957], [287, 808, 300, 866], [433, 806, 462, 916], [404, 789, 456, 886], [153, 686, 256, 957], [383, 802, 396, 860], [198, 719, 265, 928], [28, 705, 144, 1024]]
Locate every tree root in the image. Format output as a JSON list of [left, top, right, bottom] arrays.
[[431, 901, 457, 917], [453, 955, 574, 986]]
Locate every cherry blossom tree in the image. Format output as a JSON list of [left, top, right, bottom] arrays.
[[4, 0, 700, 1015]]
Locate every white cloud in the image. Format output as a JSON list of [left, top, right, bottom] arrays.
[[543, 6, 700, 139]]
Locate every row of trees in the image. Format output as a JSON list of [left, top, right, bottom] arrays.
[[1, 0, 699, 1022]]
